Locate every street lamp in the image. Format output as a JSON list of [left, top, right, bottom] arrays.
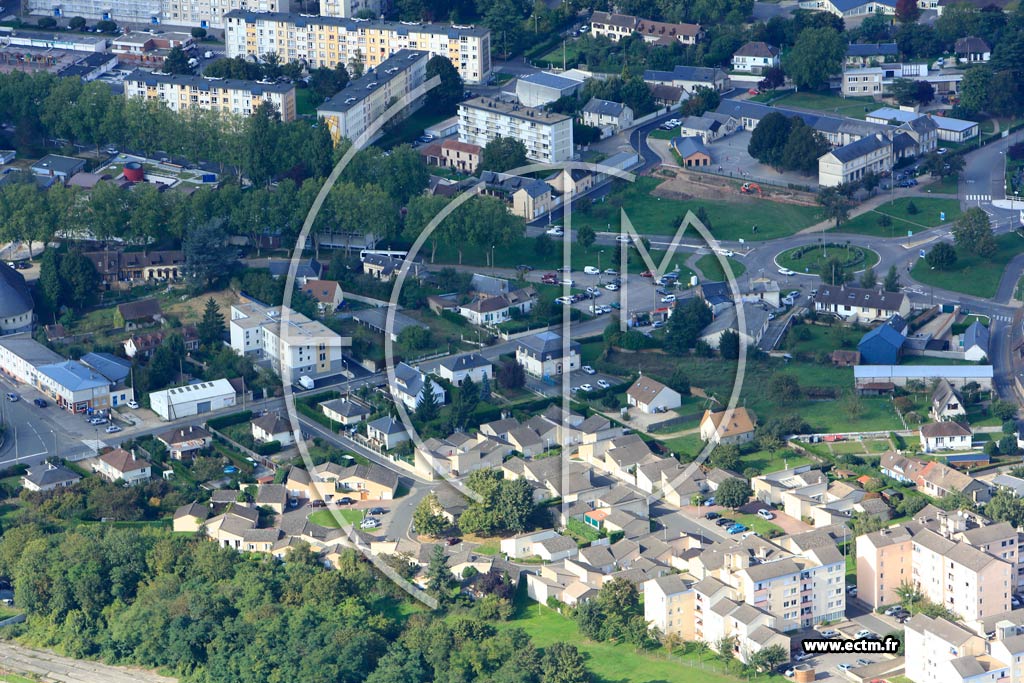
[[491, 245, 495, 274]]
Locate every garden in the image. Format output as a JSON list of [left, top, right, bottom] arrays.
[[776, 242, 879, 276]]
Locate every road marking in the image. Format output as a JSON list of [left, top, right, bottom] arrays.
[[966, 194, 991, 201]]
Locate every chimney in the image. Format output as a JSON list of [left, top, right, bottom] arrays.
[[131, 449, 137, 461]]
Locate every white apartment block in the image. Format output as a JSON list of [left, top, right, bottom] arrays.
[[124, 70, 298, 122], [904, 614, 989, 683], [319, 0, 383, 18], [458, 97, 574, 163], [818, 133, 893, 187], [223, 11, 492, 84], [229, 301, 350, 384], [317, 50, 428, 143], [27, 0, 286, 29]]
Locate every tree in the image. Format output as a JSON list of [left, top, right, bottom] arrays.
[[781, 120, 830, 174], [926, 241, 957, 270], [576, 225, 596, 250], [860, 266, 878, 289], [719, 329, 740, 359], [758, 65, 785, 90], [425, 55, 464, 116], [768, 374, 801, 403], [785, 26, 845, 90], [412, 492, 448, 537], [541, 642, 590, 683], [884, 265, 901, 292], [415, 383, 440, 422], [68, 16, 87, 30], [892, 78, 933, 105], [37, 16, 57, 28], [711, 444, 741, 472], [479, 136, 528, 173], [426, 544, 456, 605], [958, 66, 992, 115], [952, 207, 996, 257], [664, 297, 713, 354], [748, 111, 790, 167], [818, 187, 852, 228], [184, 218, 233, 291], [858, 11, 892, 42], [191, 27, 208, 39], [497, 360, 525, 389], [896, 0, 920, 23], [197, 297, 225, 348], [96, 19, 118, 32], [748, 645, 788, 672], [818, 256, 849, 286], [163, 46, 193, 75], [992, 399, 1018, 421], [36, 248, 64, 317], [986, 489, 1024, 528], [716, 478, 752, 509], [58, 251, 101, 311]]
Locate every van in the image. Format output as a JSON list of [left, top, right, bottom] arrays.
[[298, 375, 315, 390]]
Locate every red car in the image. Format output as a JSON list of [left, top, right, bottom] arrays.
[[541, 273, 558, 284], [640, 270, 653, 278]]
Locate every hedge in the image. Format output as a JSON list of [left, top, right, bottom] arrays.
[[254, 440, 281, 456], [207, 410, 253, 430]]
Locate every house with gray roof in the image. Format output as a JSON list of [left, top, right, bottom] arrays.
[[819, 133, 893, 187], [22, 462, 81, 492], [643, 64, 728, 92], [388, 362, 446, 411], [962, 320, 990, 361], [845, 42, 899, 67], [515, 331, 580, 378], [582, 97, 634, 136], [671, 136, 711, 168]]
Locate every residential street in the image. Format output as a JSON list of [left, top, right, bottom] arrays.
[[0, 641, 177, 683]]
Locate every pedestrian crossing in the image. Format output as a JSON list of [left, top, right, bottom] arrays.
[[993, 314, 1012, 323], [965, 194, 991, 202]]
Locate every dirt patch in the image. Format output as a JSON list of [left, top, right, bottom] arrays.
[[165, 288, 239, 325], [651, 169, 819, 207]]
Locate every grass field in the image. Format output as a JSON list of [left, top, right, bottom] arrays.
[[837, 197, 963, 238], [309, 508, 363, 527], [783, 323, 860, 357], [695, 254, 746, 280], [296, 88, 320, 117], [649, 127, 677, 140], [770, 91, 877, 120], [502, 598, 780, 683], [776, 244, 879, 276], [927, 175, 960, 195], [912, 232, 1024, 298], [732, 512, 784, 536], [536, 40, 583, 69], [740, 449, 812, 473], [0, 674, 36, 683], [573, 177, 822, 242]]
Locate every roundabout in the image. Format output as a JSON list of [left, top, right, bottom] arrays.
[[775, 242, 881, 277]]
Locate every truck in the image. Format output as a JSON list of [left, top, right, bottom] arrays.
[[298, 376, 315, 390]]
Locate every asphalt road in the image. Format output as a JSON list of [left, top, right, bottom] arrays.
[[0, 641, 177, 683]]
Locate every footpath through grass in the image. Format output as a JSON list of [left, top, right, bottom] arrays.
[[912, 232, 1024, 298], [837, 197, 962, 237], [573, 177, 821, 242]]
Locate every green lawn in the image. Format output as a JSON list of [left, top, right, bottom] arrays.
[[375, 108, 451, 149], [309, 508, 363, 527], [0, 675, 36, 683], [776, 244, 879, 276], [296, 88, 320, 117], [502, 599, 783, 683], [771, 91, 877, 119], [573, 177, 822, 242], [912, 232, 1024, 298], [661, 433, 706, 458], [927, 174, 960, 195], [784, 322, 860, 357], [732, 513, 784, 536], [741, 449, 812, 474], [837, 197, 962, 238], [536, 40, 583, 70], [695, 254, 746, 281], [649, 127, 677, 140]]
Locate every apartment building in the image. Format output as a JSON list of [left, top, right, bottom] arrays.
[[841, 62, 963, 98], [319, 0, 384, 18], [228, 301, 349, 384], [26, 0, 286, 29], [317, 50, 428, 144], [904, 614, 988, 683], [223, 11, 491, 84], [458, 97, 574, 163], [124, 70, 297, 122], [818, 132, 893, 187]]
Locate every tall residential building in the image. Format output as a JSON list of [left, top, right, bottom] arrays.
[[319, 0, 383, 18], [223, 11, 491, 84], [317, 50, 428, 143], [123, 70, 297, 122], [228, 301, 350, 384], [458, 97, 574, 163], [26, 0, 286, 29]]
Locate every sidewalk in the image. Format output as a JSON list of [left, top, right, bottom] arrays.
[[795, 182, 952, 238]]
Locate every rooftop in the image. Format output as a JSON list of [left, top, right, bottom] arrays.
[[461, 97, 572, 124], [318, 50, 429, 114], [126, 68, 296, 94]]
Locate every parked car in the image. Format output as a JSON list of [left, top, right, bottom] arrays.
[[105, 424, 122, 434], [88, 416, 107, 425], [604, 269, 618, 275], [515, 264, 534, 271], [369, 507, 386, 515], [661, 294, 676, 303], [818, 629, 839, 639], [778, 268, 795, 276], [605, 283, 619, 291], [560, 279, 575, 287], [884, 606, 903, 617], [837, 663, 853, 672], [640, 270, 653, 277], [705, 511, 720, 520], [651, 320, 665, 328], [847, 585, 858, 595], [856, 659, 873, 667], [446, 536, 461, 546], [793, 652, 812, 662], [126, 399, 139, 409], [727, 523, 748, 534], [546, 227, 564, 236], [579, 383, 594, 392], [855, 630, 878, 640], [33, 398, 47, 408], [715, 518, 735, 527], [310, 499, 326, 508], [584, 266, 600, 274], [596, 379, 611, 389], [360, 518, 381, 529], [582, 365, 596, 375], [703, 497, 716, 506], [615, 235, 631, 243], [757, 509, 775, 520], [337, 496, 355, 505], [4, 393, 17, 402]]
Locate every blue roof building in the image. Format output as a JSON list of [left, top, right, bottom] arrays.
[[81, 352, 132, 384], [858, 322, 906, 365]]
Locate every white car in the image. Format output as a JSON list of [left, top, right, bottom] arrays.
[[757, 509, 775, 520], [714, 248, 734, 257], [778, 268, 795, 276], [855, 630, 878, 640], [615, 235, 631, 243], [661, 294, 676, 303], [560, 279, 575, 287], [579, 383, 594, 392], [546, 227, 564, 236], [105, 424, 122, 433], [818, 629, 839, 639], [126, 399, 139, 409], [583, 266, 600, 275], [360, 517, 381, 529], [599, 305, 613, 314], [596, 379, 611, 389], [88, 416, 107, 425], [582, 365, 596, 375], [605, 283, 619, 291], [604, 268, 618, 275], [554, 296, 571, 305]]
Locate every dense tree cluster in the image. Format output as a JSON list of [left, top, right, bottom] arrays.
[[458, 469, 538, 535], [748, 113, 829, 174]]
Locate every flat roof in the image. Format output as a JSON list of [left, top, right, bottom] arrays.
[[461, 96, 571, 124], [126, 68, 295, 94], [223, 10, 490, 37], [318, 50, 428, 114], [150, 378, 236, 404], [855, 365, 994, 379]]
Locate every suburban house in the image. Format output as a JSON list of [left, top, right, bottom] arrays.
[[500, 529, 578, 562], [879, 451, 928, 484], [731, 41, 779, 73], [251, 413, 295, 447], [438, 352, 493, 387], [515, 331, 580, 378], [818, 133, 893, 187], [581, 98, 634, 137], [418, 432, 508, 477], [366, 416, 410, 450], [955, 36, 990, 63], [440, 139, 482, 173], [590, 12, 702, 46], [300, 280, 344, 314], [857, 321, 905, 365], [699, 408, 756, 446], [671, 136, 712, 167], [320, 397, 371, 426], [698, 302, 770, 349], [389, 362, 446, 410], [643, 64, 728, 92], [362, 253, 415, 282], [961, 320, 989, 361], [254, 484, 288, 514], [920, 421, 972, 453], [931, 379, 966, 421], [313, 462, 399, 500], [457, 287, 536, 326], [679, 112, 738, 143], [115, 298, 163, 330], [917, 462, 990, 502], [156, 425, 213, 460], [123, 327, 199, 358], [626, 375, 682, 414], [173, 503, 210, 533], [22, 463, 81, 492], [812, 285, 909, 323], [267, 257, 322, 284], [845, 42, 899, 67], [83, 248, 186, 285], [94, 448, 151, 485]]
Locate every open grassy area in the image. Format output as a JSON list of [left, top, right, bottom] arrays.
[[740, 449, 812, 473], [536, 39, 584, 70], [837, 197, 962, 238], [375, 108, 450, 149], [649, 127, 677, 140], [0, 674, 37, 683], [572, 177, 822, 242], [776, 244, 879, 276], [770, 91, 877, 119], [912, 231, 1024, 298], [296, 88, 320, 117], [695, 254, 746, 281], [502, 598, 780, 683], [783, 322, 860, 357], [309, 508, 363, 527], [927, 174, 960, 195], [732, 512, 784, 536]]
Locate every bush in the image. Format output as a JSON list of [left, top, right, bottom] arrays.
[[906, 201, 919, 215], [191, 27, 207, 38], [254, 440, 281, 456], [37, 16, 57, 28], [206, 410, 253, 430], [877, 214, 892, 227]]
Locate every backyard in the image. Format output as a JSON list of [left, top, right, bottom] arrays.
[[837, 197, 962, 238], [912, 231, 1024, 298], [572, 177, 822, 242]]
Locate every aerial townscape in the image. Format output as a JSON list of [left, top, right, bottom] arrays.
[[1, 0, 1024, 679]]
